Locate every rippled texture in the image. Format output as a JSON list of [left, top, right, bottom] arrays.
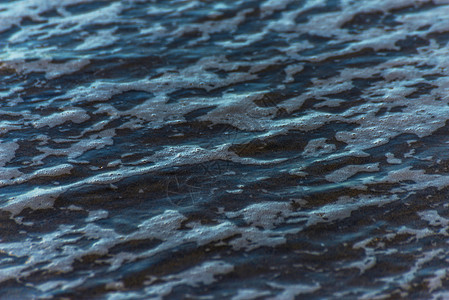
[[2, 0, 449, 298]]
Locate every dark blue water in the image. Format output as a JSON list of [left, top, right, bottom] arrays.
[[1, 0, 449, 298]]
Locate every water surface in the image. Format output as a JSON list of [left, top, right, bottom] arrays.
[[1, 0, 449, 298]]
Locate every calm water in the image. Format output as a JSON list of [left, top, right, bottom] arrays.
[[1, 0, 449, 298]]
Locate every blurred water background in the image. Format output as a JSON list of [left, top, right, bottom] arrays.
[[2, 0, 449, 298]]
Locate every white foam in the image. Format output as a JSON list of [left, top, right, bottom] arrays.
[[390, 249, 442, 291], [232, 289, 271, 300], [303, 138, 336, 158], [385, 153, 402, 165], [225, 202, 299, 230], [8, 2, 127, 44], [0, 0, 97, 33], [426, 269, 447, 292], [3, 186, 63, 216], [418, 210, 449, 228], [0, 167, 22, 182], [325, 163, 379, 183], [0, 120, 22, 134], [306, 195, 397, 227], [283, 64, 304, 83], [75, 27, 118, 51], [32, 107, 90, 128], [0, 141, 19, 167], [218, 31, 268, 49], [36, 128, 115, 162], [172, 8, 254, 44], [344, 254, 376, 275], [104, 261, 234, 300], [266, 282, 321, 300], [260, 0, 295, 18], [37, 277, 87, 294], [0, 141, 21, 183], [86, 209, 109, 222], [1, 59, 90, 80], [380, 167, 449, 192], [33, 163, 73, 177]]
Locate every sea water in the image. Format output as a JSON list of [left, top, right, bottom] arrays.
[[1, 0, 449, 298]]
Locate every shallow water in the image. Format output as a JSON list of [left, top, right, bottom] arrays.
[[2, 0, 449, 298]]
